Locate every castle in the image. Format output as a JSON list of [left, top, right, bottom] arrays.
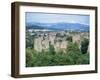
[[29, 30, 89, 53]]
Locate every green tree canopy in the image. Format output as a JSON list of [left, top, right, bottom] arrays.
[[81, 38, 89, 54]]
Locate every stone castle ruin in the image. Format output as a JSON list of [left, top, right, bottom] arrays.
[[28, 30, 89, 53]]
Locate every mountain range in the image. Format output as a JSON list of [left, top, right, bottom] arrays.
[[26, 22, 89, 32]]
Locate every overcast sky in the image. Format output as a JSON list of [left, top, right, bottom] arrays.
[[25, 12, 90, 25]]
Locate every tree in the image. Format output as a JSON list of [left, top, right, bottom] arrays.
[[66, 42, 83, 64], [49, 41, 56, 55], [56, 33, 61, 37], [26, 48, 33, 67], [81, 38, 89, 54], [26, 31, 34, 49], [66, 36, 72, 42]]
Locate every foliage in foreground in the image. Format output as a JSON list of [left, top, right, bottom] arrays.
[[26, 42, 89, 67]]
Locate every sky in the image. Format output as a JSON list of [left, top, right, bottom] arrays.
[[25, 12, 90, 25]]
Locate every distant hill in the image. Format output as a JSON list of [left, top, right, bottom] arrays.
[[26, 22, 89, 32]]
